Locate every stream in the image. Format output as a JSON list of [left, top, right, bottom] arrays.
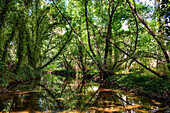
[[0, 74, 169, 113]]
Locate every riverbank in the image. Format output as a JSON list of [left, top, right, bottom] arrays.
[[1, 74, 169, 113], [103, 72, 170, 103], [1, 69, 169, 103], [0, 76, 41, 95], [0, 66, 41, 95], [0, 69, 73, 95]]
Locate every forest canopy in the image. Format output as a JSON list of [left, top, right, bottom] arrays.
[[0, 0, 169, 85]]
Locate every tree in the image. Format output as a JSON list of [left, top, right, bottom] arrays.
[[0, 0, 169, 81], [52, 0, 169, 80]]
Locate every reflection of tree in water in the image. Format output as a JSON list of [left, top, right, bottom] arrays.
[[0, 81, 43, 112], [34, 75, 167, 112], [39, 75, 144, 112], [36, 75, 99, 111], [85, 88, 140, 112], [0, 75, 168, 112]]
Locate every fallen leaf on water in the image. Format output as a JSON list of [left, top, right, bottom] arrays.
[[77, 94, 88, 96], [88, 106, 97, 110], [124, 105, 134, 110], [128, 96, 138, 99], [97, 107, 104, 111], [102, 100, 113, 104], [55, 98, 64, 100], [124, 104, 142, 110], [101, 89, 115, 92], [133, 104, 142, 107], [151, 100, 156, 102], [154, 102, 161, 105], [151, 100, 162, 105], [103, 108, 120, 112], [107, 104, 115, 107]]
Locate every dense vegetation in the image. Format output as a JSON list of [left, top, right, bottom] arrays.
[[0, 0, 169, 97]]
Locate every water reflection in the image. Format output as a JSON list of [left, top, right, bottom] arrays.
[[0, 74, 169, 113]]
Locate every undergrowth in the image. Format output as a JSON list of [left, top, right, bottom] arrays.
[[109, 71, 170, 96], [0, 63, 40, 87]]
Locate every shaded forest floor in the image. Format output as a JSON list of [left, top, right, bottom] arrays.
[[102, 70, 170, 103]]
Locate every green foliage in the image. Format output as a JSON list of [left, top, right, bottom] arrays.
[[0, 0, 169, 91], [109, 71, 170, 95], [85, 69, 99, 77], [0, 62, 8, 73], [144, 78, 170, 93], [0, 62, 9, 87], [16, 64, 39, 80], [0, 63, 40, 87]]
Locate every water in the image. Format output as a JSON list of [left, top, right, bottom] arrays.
[[0, 74, 169, 113]]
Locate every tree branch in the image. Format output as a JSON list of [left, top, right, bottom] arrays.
[[85, 0, 96, 57], [38, 31, 72, 70], [89, 20, 165, 79], [126, 0, 170, 70]]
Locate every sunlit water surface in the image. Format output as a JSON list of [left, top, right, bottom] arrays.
[[0, 74, 169, 113]]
